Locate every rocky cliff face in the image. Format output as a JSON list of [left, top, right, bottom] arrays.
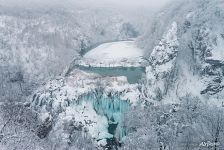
[[143, 22, 179, 102], [142, 0, 224, 104]]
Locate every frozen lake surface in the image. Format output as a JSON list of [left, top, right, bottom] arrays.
[[77, 40, 145, 68], [76, 40, 145, 84], [84, 41, 143, 62]]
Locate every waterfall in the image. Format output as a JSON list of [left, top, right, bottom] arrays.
[[77, 91, 130, 142]]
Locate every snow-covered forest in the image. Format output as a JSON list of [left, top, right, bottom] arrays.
[[1, 0, 224, 149]]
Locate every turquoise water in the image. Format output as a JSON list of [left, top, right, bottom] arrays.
[[77, 92, 130, 142], [77, 66, 145, 84]]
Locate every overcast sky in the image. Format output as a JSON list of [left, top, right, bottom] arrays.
[[105, 0, 170, 7], [79, 0, 171, 7], [0, 0, 171, 9]]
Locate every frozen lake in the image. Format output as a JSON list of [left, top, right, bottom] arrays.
[[84, 41, 143, 62], [76, 40, 145, 84], [77, 40, 145, 68]]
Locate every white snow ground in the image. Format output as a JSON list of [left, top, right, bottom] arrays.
[[77, 41, 145, 67]]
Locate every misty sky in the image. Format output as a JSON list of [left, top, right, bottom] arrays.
[[81, 0, 171, 7], [106, 0, 170, 7], [0, 0, 171, 9]]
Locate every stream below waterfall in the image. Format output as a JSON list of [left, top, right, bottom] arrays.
[[77, 92, 130, 149]]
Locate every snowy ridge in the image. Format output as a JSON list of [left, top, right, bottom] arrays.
[[144, 22, 179, 101], [140, 0, 224, 105], [0, 6, 140, 102], [150, 22, 178, 66]]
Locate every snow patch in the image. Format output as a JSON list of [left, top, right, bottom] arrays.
[[207, 35, 224, 62]]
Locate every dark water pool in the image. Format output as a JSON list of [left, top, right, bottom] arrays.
[[77, 66, 145, 84]]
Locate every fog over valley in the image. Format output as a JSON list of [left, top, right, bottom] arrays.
[[0, 0, 224, 150]]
